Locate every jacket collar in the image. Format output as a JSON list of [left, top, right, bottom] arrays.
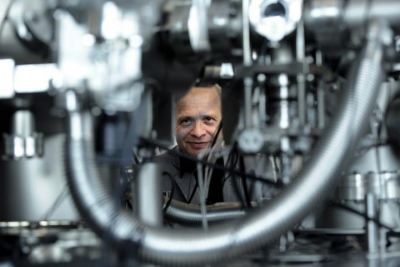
[[170, 146, 199, 202]]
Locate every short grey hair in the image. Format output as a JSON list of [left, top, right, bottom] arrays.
[[192, 81, 221, 97]]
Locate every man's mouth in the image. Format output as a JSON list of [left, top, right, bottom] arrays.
[[187, 142, 209, 149]]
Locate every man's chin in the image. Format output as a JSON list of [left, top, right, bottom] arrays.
[[188, 147, 208, 157]]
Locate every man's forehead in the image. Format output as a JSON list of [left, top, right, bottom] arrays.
[[175, 88, 221, 119], [177, 86, 220, 102], [176, 109, 219, 119], [176, 87, 221, 110]]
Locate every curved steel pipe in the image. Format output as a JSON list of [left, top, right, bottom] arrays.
[[165, 200, 246, 226], [65, 22, 387, 265]]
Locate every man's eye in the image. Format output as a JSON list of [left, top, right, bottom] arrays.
[[204, 117, 214, 123], [180, 119, 192, 126]]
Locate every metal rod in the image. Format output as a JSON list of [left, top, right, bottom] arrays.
[[242, 0, 251, 66], [244, 77, 253, 128], [297, 74, 306, 125], [317, 82, 325, 129], [366, 193, 379, 255]]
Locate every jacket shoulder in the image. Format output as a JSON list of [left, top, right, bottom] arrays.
[[151, 149, 178, 175], [152, 150, 174, 164]]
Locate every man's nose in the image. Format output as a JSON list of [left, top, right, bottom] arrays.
[[190, 122, 206, 138]]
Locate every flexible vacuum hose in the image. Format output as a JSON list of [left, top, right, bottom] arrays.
[[65, 21, 388, 265], [164, 200, 246, 226]]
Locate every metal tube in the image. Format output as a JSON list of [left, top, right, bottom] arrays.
[[133, 163, 162, 226], [164, 200, 246, 226], [12, 111, 35, 136], [344, 0, 400, 30], [305, 0, 400, 38], [297, 74, 306, 125], [366, 193, 379, 254], [65, 21, 387, 266], [317, 82, 326, 129], [244, 77, 253, 128], [242, 0, 251, 66]]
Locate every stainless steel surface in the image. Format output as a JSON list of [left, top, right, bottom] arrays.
[[366, 193, 379, 254], [0, 59, 15, 99], [242, 0, 252, 65], [14, 64, 61, 93], [0, 0, 400, 266], [244, 76, 254, 129], [249, 0, 302, 42], [317, 82, 326, 129], [64, 20, 388, 266], [167, 0, 241, 57], [337, 172, 400, 200], [304, 0, 344, 48], [0, 134, 79, 221], [188, 0, 211, 52], [316, 200, 400, 232], [3, 111, 44, 159], [134, 163, 162, 226], [238, 128, 265, 153], [344, 0, 400, 30], [13, 110, 34, 136], [0, 0, 52, 64]]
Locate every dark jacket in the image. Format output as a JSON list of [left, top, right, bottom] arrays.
[[153, 146, 256, 205], [153, 147, 201, 204]]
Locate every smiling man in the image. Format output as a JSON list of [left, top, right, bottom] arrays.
[[175, 86, 222, 156], [154, 84, 225, 205]]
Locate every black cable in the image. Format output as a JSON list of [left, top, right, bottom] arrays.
[[230, 169, 247, 207], [126, 199, 133, 210], [42, 184, 69, 221], [210, 122, 223, 149], [222, 144, 239, 185], [329, 202, 396, 232], [239, 155, 252, 207], [208, 143, 246, 207], [225, 145, 247, 206], [163, 172, 176, 213], [273, 156, 280, 175], [132, 149, 141, 165], [141, 137, 282, 187]]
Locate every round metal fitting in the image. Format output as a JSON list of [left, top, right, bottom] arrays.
[[2, 110, 44, 159], [249, 0, 302, 42], [238, 128, 264, 154], [3, 133, 44, 159]]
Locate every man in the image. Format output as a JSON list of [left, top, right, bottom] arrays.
[[175, 85, 222, 157], [154, 84, 272, 206], [154, 84, 225, 205]]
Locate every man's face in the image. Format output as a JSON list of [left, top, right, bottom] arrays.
[[175, 87, 222, 157]]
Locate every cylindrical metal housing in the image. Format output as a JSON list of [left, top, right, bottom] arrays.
[[167, 0, 241, 57], [337, 172, 400, 201], [3, 111, 44, 159], [305, 0, 400, 49], [133, 163, 162, 226]]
